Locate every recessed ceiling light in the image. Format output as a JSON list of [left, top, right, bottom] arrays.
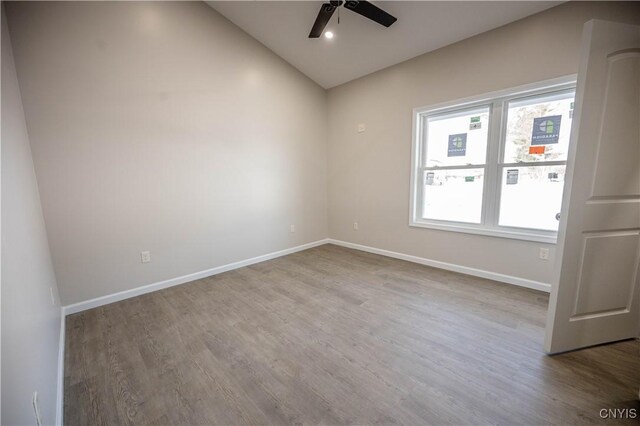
[[324, 31, 334, 39]]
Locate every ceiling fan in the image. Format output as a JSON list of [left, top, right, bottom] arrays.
[[309, 1, 397, 38]]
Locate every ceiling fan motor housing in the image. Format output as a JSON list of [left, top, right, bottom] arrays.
[[309, 0, 396, 38]]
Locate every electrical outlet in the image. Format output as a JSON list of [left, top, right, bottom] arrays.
[[290, 224, 295, 233], [49, 287, 55, 306], [539, 248, 549, 261], [353, 222, 359, 230], [33, 392, 42, 426], [141, 251, 151, 263]]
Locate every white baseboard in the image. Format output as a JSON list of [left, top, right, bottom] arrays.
[[56, 308, 65, 426], [63, 239, 331, 315], [327, 239, 551, 293], [63, 236, 550, 316], [56, 237, 547, 421]]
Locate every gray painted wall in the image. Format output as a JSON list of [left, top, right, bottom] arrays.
[[327, 1, 640, 285], [6, 1, 329, 305], [1, 7, 62, 425]]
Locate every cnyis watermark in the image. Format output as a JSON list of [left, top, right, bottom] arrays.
[[599, 408, 637, 420]]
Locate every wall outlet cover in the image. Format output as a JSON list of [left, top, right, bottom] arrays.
[[539, 248, 550, 260]]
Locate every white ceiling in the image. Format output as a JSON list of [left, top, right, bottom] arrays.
[[207, 1, 562, 89]]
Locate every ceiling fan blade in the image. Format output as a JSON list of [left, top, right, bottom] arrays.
[[344, 1, 397, 27], [309, 3, 336, 38]]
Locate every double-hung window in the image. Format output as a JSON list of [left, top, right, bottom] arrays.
[[410, 77, 576, 243]]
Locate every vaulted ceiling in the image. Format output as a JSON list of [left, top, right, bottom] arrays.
[[207, 1, 562, 88]]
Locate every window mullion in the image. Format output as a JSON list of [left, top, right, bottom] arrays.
[[482, 101, 503, 227]]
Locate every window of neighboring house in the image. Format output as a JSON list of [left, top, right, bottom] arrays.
[[410, 77, 576, 243]]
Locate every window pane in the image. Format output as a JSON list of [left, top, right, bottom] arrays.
[[503, 91, 574, 163], [425, 107, 489, 167], [423, 168, 484, 224], [498, 165, 566, 231]]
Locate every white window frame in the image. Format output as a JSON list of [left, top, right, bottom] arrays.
[[409, 75, 577, 244]]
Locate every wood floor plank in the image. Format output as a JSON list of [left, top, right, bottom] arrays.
[[65, 244, 640, 425]]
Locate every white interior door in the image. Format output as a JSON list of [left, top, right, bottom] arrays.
[[545, 20, 640, 354]]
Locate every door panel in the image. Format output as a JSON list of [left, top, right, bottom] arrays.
[[572, 232, 638, 317], [591, 50, 640, 197], [545, 20, 640, 354]]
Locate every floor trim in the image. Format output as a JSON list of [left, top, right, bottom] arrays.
[[63, 237, 550, 316], [56, 308, 65, 426], [63, 239, 331, 315], [57, 237, 548, 421], [327, 239, 551, 293]]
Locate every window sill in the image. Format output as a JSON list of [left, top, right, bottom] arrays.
[[409, 220, 558, 244]]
